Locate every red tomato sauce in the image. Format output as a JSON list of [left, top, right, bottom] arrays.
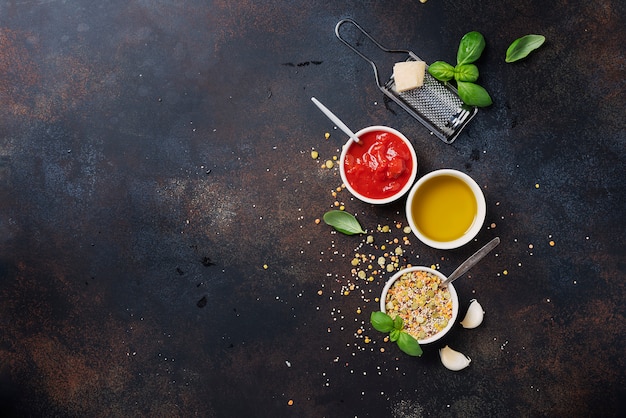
[[343, 130, 414, 199]]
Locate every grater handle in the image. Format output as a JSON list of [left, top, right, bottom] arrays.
[[335, 18, 415, 89]]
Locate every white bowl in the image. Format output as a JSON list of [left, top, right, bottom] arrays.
[[339, 126, 418, 205], [405, 169, 486, 249], [380, 266, 459, 345]]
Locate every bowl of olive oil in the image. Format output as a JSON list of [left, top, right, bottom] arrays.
[[405, 169, 486, 249]]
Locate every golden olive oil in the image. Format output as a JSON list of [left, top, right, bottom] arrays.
[[411, 175, 477, 242]]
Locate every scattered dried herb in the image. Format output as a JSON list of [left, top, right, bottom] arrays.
[[196, 295, 208, 308], [201, 256, 215, 267]]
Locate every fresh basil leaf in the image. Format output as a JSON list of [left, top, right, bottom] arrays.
[[457, 81, 493, 107], [457, 31, 485, 65], [454, 64, 479, 82], [323, 210, 366, 235], [506, 34, 546, 63], [393, 315, 404, 330], [397, 332, 423, 357], [370, 311, 394, 333], [389, 329, 401, 342], [428, 61, 455, 82]]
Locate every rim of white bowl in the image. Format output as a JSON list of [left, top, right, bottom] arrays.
[[405, 169, 486, 249], [380, 266, 459, 345], [339, 126, 418, 205]]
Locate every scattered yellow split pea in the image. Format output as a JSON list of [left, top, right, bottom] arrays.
[[311, 150, 319, 159], [364, 337, 371, 343], [535, 183, 540, 189], [325, 160, 334, 169], [325, 132, 330, 139], [263, 264, 268, 269]]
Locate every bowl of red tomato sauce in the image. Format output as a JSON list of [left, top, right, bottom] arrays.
[[340, 126, 418, 204]]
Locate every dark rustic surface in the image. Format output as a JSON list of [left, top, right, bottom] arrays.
[[1, 1, 624, 417]]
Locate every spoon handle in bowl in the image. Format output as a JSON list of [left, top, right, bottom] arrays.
[[311, 97, 361, 143], [442, 237, 501, 286]]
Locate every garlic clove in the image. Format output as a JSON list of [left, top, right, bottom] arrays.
[[439, 345, 471, 371], [460, 299, 484, 329]]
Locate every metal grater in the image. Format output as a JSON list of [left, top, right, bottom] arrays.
[[336, 19, 477, 144]]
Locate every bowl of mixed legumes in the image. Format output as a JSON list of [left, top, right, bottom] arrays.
[[380, 266, 459, 344]]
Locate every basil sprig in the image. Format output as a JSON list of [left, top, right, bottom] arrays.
[[457, 31, 486, 65], [428, 61, 455, 82], [428, 31, 492, 107], [371, 311, 423, 357], [457, 81, 492, 107], [454, 64, 479, 83], [505, 34, 546, 63], [323, 210, 366, 235]]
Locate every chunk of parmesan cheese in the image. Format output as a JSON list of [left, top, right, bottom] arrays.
[[393, 61, 426, 92]]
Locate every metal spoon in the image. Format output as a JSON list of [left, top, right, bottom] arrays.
[[441, 237, 501, 286], [311, 97, 361, 143]]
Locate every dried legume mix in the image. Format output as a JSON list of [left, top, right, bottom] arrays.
[[385, 270, 453, 340]]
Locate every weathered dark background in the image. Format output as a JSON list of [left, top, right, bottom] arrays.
[[1, 0, 624, 417]]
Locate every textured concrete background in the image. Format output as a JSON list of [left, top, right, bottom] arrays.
[[1, 0, 624, 417]]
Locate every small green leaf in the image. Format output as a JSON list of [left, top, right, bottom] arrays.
[[506, 34, 545, 63], [454, 64, 479, 82], [393, 315, 404, 330], [389, 329, 401, 342], [457, 31, 486, 65], [323, 210, 366, 235], [370, 311, 394, 333], [428, 61, 455, 82], [457, 81, 493, 107], [397, 332, 423, 357]]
